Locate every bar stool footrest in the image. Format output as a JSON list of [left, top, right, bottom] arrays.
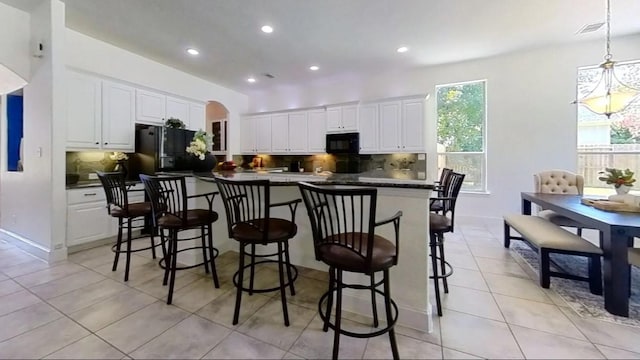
[[428, 255, 453, 279], [318, 287, 398, 338], [233, 259, 298, 293], [159, 246, 219, 271]]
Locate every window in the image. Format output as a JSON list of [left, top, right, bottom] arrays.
[[577, 60, 640, 195], [436, 80, 487, 192]]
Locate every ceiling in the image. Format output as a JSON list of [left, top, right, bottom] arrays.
[[4, 0, 640, 94]]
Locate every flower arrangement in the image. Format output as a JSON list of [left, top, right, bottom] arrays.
[[165, 117, 186, 129], [598, 168, 636, 188], [109, 152, 129, 161], [186, 130, 213, 160]]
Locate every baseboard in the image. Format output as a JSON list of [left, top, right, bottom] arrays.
[[340, 292, 430, 332], [0, 229, 67, 263]]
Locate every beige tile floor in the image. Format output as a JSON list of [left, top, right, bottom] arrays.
[[1, 220, 640, 359]]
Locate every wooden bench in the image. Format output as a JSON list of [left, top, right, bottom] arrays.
[[503, 214, 603, 295]]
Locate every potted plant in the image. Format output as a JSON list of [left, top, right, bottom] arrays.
[[598, 167, 636, 194], [186, 130, 216, 172], [165, 117, 186, 129]]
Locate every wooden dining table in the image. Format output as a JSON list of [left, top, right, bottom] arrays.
[[521, 192, 640, 317]]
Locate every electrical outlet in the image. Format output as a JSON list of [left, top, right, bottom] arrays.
[[88, 173, 98, 180]]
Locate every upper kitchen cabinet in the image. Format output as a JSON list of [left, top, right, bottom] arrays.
[[401, 97, 426, 152], [271, 111, 308, 154], [165, 96, 190, 128], [325, 103, 358, 132], [188, 103, 205, 131], [67, 71, 102, 149], [101, 80, 135, 150], [241, 115, 272, 154], [358, 102, 379, 153], [307, 109, 326, 153], [136, 89, 166, 124], [378, 96, 427, 153], [136, 89, 203, 130], [66, 71, 134, 151]]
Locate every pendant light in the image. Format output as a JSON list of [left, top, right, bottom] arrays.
[[574, 0, 639, 118]]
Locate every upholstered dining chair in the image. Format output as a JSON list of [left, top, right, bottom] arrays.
[[534, 170, 590, 235]]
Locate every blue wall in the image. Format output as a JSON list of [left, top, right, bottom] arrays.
[[7, 95, 23, 171]]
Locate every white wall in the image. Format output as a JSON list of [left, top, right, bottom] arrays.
[[245, 34, 640, 220], [65, 29, 248, 154], [0, 2, 30, 82], [0, 0, 67, 261]]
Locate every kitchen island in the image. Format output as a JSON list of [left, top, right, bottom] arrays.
[[195, 170, 435, 332]]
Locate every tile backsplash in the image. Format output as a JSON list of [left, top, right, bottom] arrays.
[[66, 151, 128, 181], [232, 153, 426, 173]]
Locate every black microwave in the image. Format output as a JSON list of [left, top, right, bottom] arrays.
[[326, 132, 360, 154]]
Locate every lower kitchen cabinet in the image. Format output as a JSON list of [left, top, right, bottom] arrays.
[[66, 184, 144, 247]]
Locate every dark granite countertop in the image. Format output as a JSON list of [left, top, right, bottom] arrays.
[[194, 169, 434, 190], [66, 180, 141, 190]]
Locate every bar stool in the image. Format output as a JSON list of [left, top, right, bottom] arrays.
[[429, 171, 465, 316], [97, 171, 160, 282], [139, 174, 220, 304], [215, 177, 301, 326], [298, 182, 403, 360]]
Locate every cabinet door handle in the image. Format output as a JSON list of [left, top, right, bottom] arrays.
[[104, 142, 108, 145], [84, 193, 97, 196]]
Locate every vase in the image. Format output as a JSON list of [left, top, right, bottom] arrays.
[[114, 161, 128, 178], [615, 185, 632, 195], [192, 153, 217, 173]]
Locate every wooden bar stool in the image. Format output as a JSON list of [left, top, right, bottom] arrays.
[[97, 171, 160, 282], [298, 182, 403, 360], [215, 177, 301, 326], [140, 174, 220, 304]]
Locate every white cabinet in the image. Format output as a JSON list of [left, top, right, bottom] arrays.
[[241, 115, 272, 153], [326, 104, 358, 132], [307, 109, 326, 153], [136, 89, 166, 124], [67, 72, 102, 149], [166, 96, 190, 128], [66, 188, 111, 247], [378, 100, 402, 152], [271, 111, 308, 154], [377, 97, 426, 153], [66, 72, 134, 151], [401, 98, 426, 152], [189, 103, 205, 131], [358, 103, 379, 153], [66, 184, 146, 247], [136, 90, 204, 130], [102, 80, 135, 150]]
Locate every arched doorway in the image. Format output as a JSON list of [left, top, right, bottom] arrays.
[[205, 101, 229, 159]]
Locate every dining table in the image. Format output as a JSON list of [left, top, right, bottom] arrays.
[[521, 192, 640, 317]]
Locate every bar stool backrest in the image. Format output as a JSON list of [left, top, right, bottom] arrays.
[[298, 182, 379, 270], [215, 177, 272, 243], [139, 174, 189, 226], [97, 171, 128, 215]]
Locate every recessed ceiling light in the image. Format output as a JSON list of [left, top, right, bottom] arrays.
[[309, 65, 319, 71], [397, 46, 409, 53], [247, 77, 256, 83], [261, 25, 273, 34], [186, 48, 199, 55]]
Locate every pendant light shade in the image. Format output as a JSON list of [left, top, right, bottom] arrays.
[[574, 0, 639, 118]]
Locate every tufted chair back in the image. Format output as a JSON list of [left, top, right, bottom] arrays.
[[534, 170, 584, 195]]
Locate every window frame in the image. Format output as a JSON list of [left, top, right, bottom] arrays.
[[435, 79, 488, 193]]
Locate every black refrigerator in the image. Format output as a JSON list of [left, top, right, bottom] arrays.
[[129, 124, 196, 179]]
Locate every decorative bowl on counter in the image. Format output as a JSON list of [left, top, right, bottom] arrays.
[[219, 161, 237, 171]]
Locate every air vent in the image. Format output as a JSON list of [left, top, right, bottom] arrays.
[[576, 22, 605, 34], [262, 73, 275, 79]]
